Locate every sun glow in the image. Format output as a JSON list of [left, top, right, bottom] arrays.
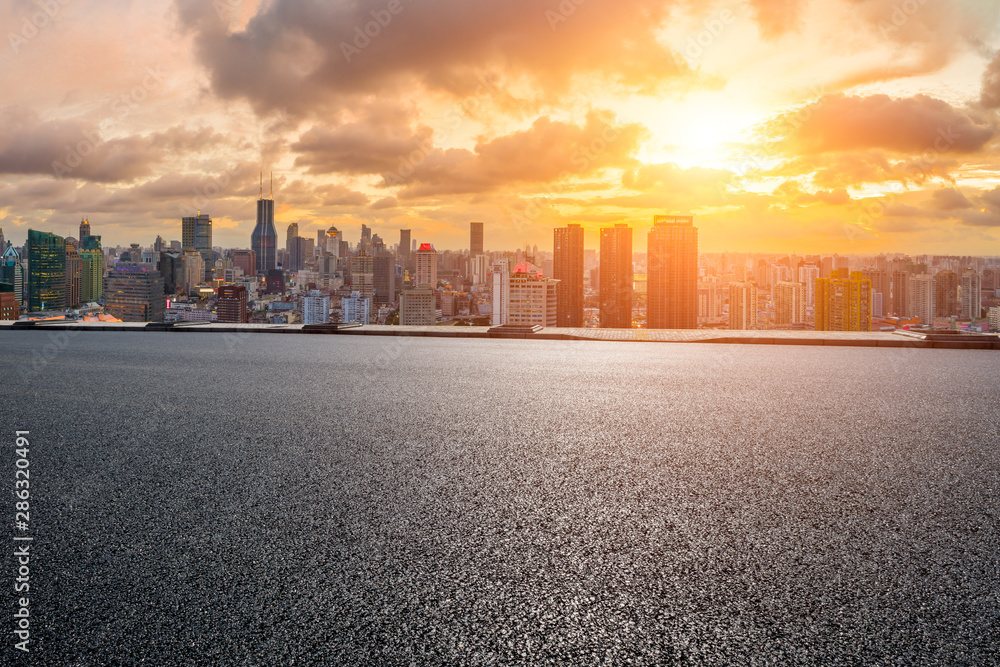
[[630, 93, 771, 170]]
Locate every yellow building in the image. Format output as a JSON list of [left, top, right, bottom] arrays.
[[815, 271, 871, 331]]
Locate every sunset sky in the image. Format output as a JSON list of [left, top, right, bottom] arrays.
[[1, 0, 999, 254]]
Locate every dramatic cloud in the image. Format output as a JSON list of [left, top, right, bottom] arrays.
[[770, 151, 960, 188], [932, 188, 973, 211], [982, 51, 1000, 109], [174, 0, 692, 117], [388, 112, 647, 197], [765, 94, 996, 156]]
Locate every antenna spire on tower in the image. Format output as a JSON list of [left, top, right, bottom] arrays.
[[259, 172, 263, 200], [270, 171, 273, 199]]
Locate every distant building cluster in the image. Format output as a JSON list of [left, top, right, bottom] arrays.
[[2, 187, 998, 334]]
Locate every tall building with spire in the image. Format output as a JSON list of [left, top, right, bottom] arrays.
[[251, 172, 277, 273], [79, 218, 91, 243]]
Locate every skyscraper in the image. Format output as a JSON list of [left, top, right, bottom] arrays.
[[26, 229, 66, 312], [960, 268, 982, 320], [415, 243, 438, 288], [729, 281, 758, 330], [374, 249, 396, 304], [774, 281, 806, 327], [79, 218, 90, 243], [647, 216, 698, 329], [490, 258, 510, 326], [250, 174, 277, 273], [286, 222, 304, 272], [1, 242, 25, 308], [934, 270, 960, 318], [65, 242, 82, 309], [399, 229, 411, 263], [815, 271, 872, 331], [158, 252, 182, 296], [863, 269, 890, 318], [891, 270, 911, 317], [470, 222, 484, 255], [599, 224, 632, 328], [231, 249, 256, 278], [103, 263, 165, 322], [182, 213, 213, 262], [911, 274, 936, 325], [553, 223, 584, 327], [350, 252, 375, 299]]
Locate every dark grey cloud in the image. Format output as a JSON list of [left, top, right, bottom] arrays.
[[173, 0, 692, 117]]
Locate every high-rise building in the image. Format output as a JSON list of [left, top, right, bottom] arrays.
[[182, 213, 213, 262], [910, 274, 936, 325], [0, 227, 4, 252], [285, 222, 305, 272], [891, 270, 911, 317], [341, 291, 370, 324], [26, 229, 66, 312], [79, 218, 91, 243], [231, 249, 256, 278], [815, 271, 872, 331], [599, 224, 632, 328], [728, 281, 758, 330], [65, 242, 82, 308], [960, 268, 982, 320], [181, 249, 204, 295], [415, 243, 438, 288], [250, 174, 277, 272], [216, 285, 248, 323], [399, 287, 435, 325], [798, 265, 820, 307], [302, 290, 330, 325], [934, 270, 960, 318], [373, 250, 396, 304], [316, 255, 340, 291], [325, 226, 342, 257], [553, 223, 584, 327], [508, 269, 559, 327], [989, 306, 1000, 332], [399, 229, 411, 264], [350, 253, 375, 298], [490, 259, 510, 326], [470, 222, 484, 255], [863, 269, 890, 318], [1, 242, 25, 308], [158, 252, 182, 296], [103, 263, 165, 322], [647, 216, 697, 329], [773, 281, 806, 326]]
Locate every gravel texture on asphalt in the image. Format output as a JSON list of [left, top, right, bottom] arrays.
[[1, 331, 998, 665]]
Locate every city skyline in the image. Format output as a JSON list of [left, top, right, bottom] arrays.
[[1, 1, 999, 254]]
